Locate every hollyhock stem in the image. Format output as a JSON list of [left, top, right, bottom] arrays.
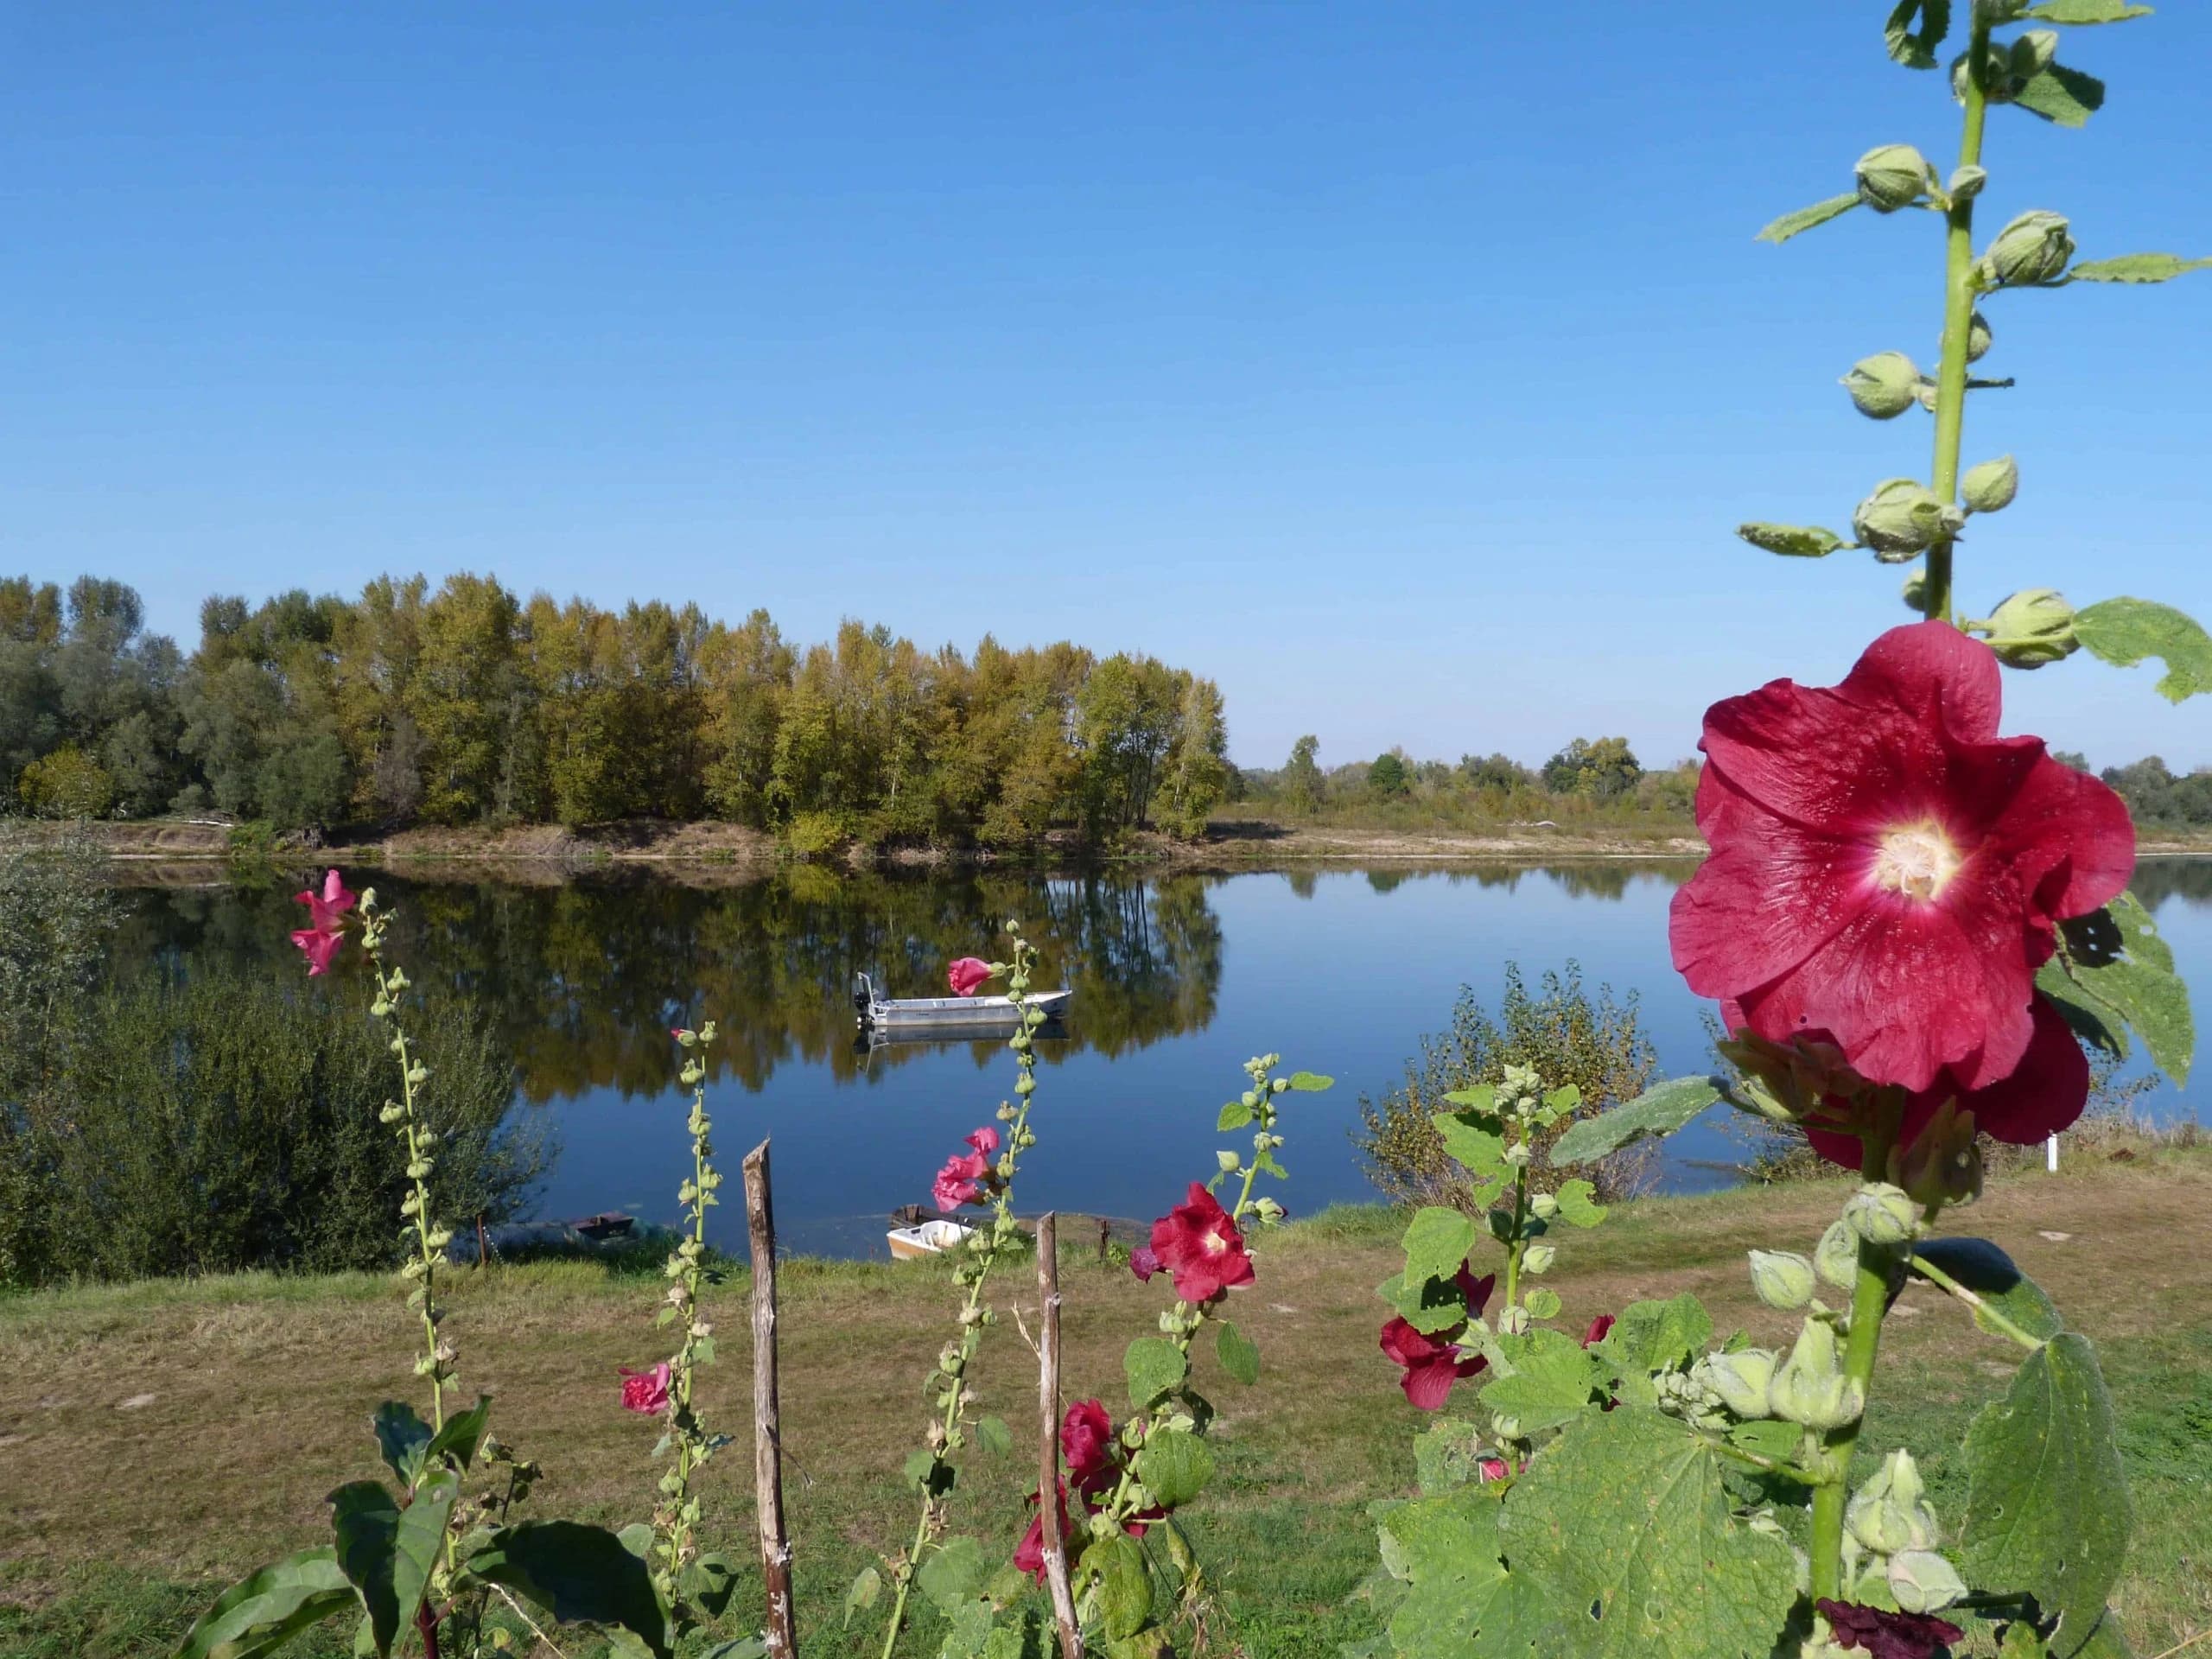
[[657, 1024, 721, 1611], [1908, 1249, 2042, 1351], [1925, 8, 1993, 626], [1500, 1159, 1532, 1316]]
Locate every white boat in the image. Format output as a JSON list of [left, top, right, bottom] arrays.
[[887, 1217, 976, 1260], [851, 972, 1072, 1030]]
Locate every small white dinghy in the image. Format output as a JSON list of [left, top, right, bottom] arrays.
[[852, 972, 1071, 1031], [887, 1217, 976, 1261]]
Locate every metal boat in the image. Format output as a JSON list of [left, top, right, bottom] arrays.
[[851, 972, 1071, 1031]]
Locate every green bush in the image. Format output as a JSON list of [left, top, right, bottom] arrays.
[[1356, 962, 1658, 1206], [1, 969, 546, 1285]]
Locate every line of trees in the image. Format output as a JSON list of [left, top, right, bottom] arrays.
[[0, 573, 1230, 846], [1250, 734, 1700, 825]]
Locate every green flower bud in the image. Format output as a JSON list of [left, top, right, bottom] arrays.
[[2010, 29, 2058, 79], [1770, 1319, 1865, 1433], [1842, 353, 1923, 421], [1947, 165, 1986, 202], [1961, 454, 2018, 514], [1701, 1349, 1779, 1420], [1980, 210, 2075, 289], [1749, 1249, 1819, 1311], [1529, 1192, 1560, 1221], [1216, 1149, 1241, 1173], [1846, 1182, 1920, 1245], [1490, 1413, 1522, 1442], [1964, 308, 1993, 364], [1815, 1218, 1860, 1289], [1853, 479, 1966, 562], [1900, 569, 1929, 614], [1980, 587, 2079, 671], [1855, 144, 1931, 213], [1522, 1243, 1556, 1275], [1888, 1549, 1969, 1614]]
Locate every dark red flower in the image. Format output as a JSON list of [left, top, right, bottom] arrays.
[[1128, 1245, 1160, 1282], [1060, 1398, 1118, 1499], [1014, 1480, 1077, 1584], [1815, 1599, 1964, 1659], [1582, 1313, 1616, 1349], [1671, 623, 2133, 1096], [1379, 1316, 1488, 1410], [1147, 1183, 1255, 1303], [948, 957, 993, 997]]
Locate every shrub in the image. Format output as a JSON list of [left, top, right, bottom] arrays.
[[1356, 961, 1658, 1206], [17, 744, 115, 818], [0, 967, 546, 1284]]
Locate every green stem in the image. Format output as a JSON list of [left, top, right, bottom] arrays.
[[660, 1040, 716, 1600], [1908, 1251, 2044, 1351], [1500, 1159, 1531, 1314], [370, 948, 446, 1434], [1807, 1126, 1901, 1602], [1926, 10, 1993, 626]]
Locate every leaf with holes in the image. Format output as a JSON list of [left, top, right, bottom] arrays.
[[2075, 598, 2212, 702], [1499, 1408, 1798, 1658], [1551, 1077, 1723, 1166], [1479, 1330, 1605, 1438], [2055, 893, 2194, 1084], [1125, 1338, 1188, 1410], [1082, 1533, 1154, 1642], [1134, 1428, 1215, 1510], [1379, 1484, 1555, 1656], [1963, 1335, 2133, 1659]]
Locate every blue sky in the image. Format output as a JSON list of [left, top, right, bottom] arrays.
[[4, 3, 2208, 771]]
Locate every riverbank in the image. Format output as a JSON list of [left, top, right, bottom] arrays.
[[4, 1148, 2207, 1657]]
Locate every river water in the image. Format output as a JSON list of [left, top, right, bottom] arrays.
[[115, 859, 2212, 1257]]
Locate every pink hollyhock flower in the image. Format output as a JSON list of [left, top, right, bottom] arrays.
[[1060, 1398, 1118, 1498], [295, 868, 357, 932], [619, 1362, 672, 1415], [289, 925, 346, 977], [1477, 1456, 1512, 1483], [1379, 1316, 1487, 1411], [1671, 622, 2133, 1096], [1147, 1183, 1255, 1303], [931, 1150, 989, 1212], [964, 1126, 1000, 1157], [1815, 1600, 1963, 1659], [1128, 1245, 1160, 1282], [947, 957, 993, 998]]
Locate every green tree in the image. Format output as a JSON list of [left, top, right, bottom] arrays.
[[1541, 734, 1643, 798], [1368, 750, 1410, 798], [1282, 734, 1324, 816]]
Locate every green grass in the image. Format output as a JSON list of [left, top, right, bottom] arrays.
[[3, 1154, 2208, 1658]]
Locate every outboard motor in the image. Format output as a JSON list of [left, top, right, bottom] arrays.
[[851, 973, 875, 1016]]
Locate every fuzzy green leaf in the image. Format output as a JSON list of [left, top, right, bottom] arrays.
[[1523, 1286, 1563, 1321], [1727, 1420, 1806, 1464], [973, 1415, 1014, 1457], [2012, 62, 2107, 126], [327, 1484, 403, 1657], [1216, 1100, 1253, 1131], [2070, 253, 2212, 283], [1963, 1335, 2133, 1658], [1378, 1269, 1486, 1337], [2024, 0, 2152, 21], [1083, 1532, 1154, 1642], [1287, 1070, 1335, 1092], [1381, 1484, 1555, 1656], [1402, 1206, 1480, 1289], [1411, 1418, 1492, 1497], [918, 1535, 986, 1615], [680, 1553, 740, 1621], [1134, 1427, 1215, 1510], [2075, 597, 2212, 701], [1499, 1408, 1799, 1658], [425, 1395, 493, 1475], [1553, 1179, 1607, 1229], [1433, 1113, 1509, 1183], [1755, 196, 1862, 246], [458, 1522, 674, 1659], [1911, 1237, 2064, 1343], [2055, 893, 2195, 1084], [1216, 1319, 1261, 1386], [1885, 0, 1952, 67], [371, 1403, 433, 1491], [1479, 1329, 1605, 1438], [1550, 1077, 1722, 1166], [1440, 1084, 1498, 1114], [1596, 1294, 1714, 1381], [171, 1547, 357, 1659], [1124, 1337, 1188, 1409], [1737, 522, 1850, 557], [2037, 957, 2129, 1060], [842, 1566, 882, 1628]]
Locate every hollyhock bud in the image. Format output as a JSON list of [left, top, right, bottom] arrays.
[[1816, 1220, 1861, 1288], [1853, 480, 1965, 561], [1888, 1549, 1969, 1614], [1845, 1183, 1920, 1246], [1701, 1349, 1779, 1420], [1848, 1449, 1939, 1556], [1961, 454, 2018, 514], [2010, 29, 2058, 79], [1855, 144, 1930, 213], [1529, 1193, 1559, 1220], [1749, 1250, 1819, 1311], [1842, 353, 1923, 421], [1216, 1150, 1240, 1173], [1980, 210, 2075, 288], [1980, 587, 2078, 671], [1521, 1243, 1556, 1275], [1948, 165, 1986, 203], [1964, 309, 1993, 363], [1770, 1320, 1864, 1432]]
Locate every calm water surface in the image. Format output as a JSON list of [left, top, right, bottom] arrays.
[[118, 859, 2212, 1256]]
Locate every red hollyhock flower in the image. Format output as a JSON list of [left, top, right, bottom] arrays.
[[1581, 1313, 1616, 1348], [1815, 1599, 1963, 1659], [1014, 1480, 1077, 1583], [1128, 1245, 1160, 1282], [1379, 1317, 1487, 1411], [1672, 622, 2133, 1096], [947, 957, 993, 997], [1059, 1398, 1118, 1499], [619, 1362, 671, 1415], [1147, 1183, 1255, 1303]]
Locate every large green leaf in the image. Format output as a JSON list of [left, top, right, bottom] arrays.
[[1124, 1337, 1188, 1409], [1478, 1330, 1605, 1438], [2074, 597, 2212, 702], [1755, 195, 1860, 246], [460, 1522, 674, 1659], [1433, 1114, 1508, 1185], [1549, 1077, 1722, 1166], [1402, 1206, 1479, 1288], [371, 1402, 433, 1491], [1499, 1408, 1798, 1658], [2069, 253, 2212, 283], [171, 1548, 358, 1659], [2012, 63, 2106, 126], [426, 1395, 493, 1474], [1911, 1238, 2063, 1343], [2024, 0, 2152, 21], [1215, 1319, 1260, 1386], [2054, 893, 2195, 1084], [1963, 1335, 2133, 1658], [1082, 1532, 1153, 1642], [2037, 957, 2129, 1060], [1594, 1294, 1713, 1380], [1885, 0, 1952, 67], [327, 1484, 403, 1657], [1379, 1484, 1554, 1656], [918, 1535, 986, 1616], [1133, 1427, 1215, 1510]]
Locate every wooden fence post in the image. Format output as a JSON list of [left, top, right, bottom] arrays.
[[742, 1139, 798, 1659], [1035, 1213, 1084, 1659]]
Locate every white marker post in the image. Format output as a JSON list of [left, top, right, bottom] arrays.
[[2046, 1133, 2059, 1173]]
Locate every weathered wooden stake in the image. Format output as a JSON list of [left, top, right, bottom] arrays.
[[743, 1139, 799, 1659], [1035, 1213, 1084, 1659]]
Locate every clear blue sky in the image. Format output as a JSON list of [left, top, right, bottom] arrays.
[[5, 4, 2208, 772]]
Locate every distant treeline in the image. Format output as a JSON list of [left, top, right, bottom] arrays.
[[0, 574, 1229, 848]]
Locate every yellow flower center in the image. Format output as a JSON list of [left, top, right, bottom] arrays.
[[1873, 822, 1960, 901]]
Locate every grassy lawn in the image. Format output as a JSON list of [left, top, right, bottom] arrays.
[[3, 1150, 2207, 1658]]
